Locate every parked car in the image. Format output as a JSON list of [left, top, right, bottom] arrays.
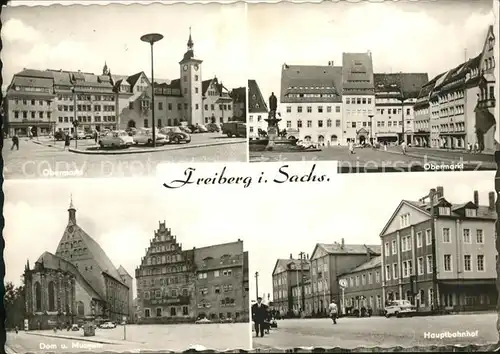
[[84, 130, 94, 139], [222, 122, 247, 138], [196, 124, 208, 133], [195, 318, 211, 324], [179, 126, 193, 134], [99, 322, 116, 329], [206, 123, 220, 133], [71, 324, 80, 331], [160, 127, 191, 144], [74, 130, 86, 140], [54, 130, 72, 141], [98, 130, 134, 149], [132, 128, 168, 146], [384, 300, 416, 318]]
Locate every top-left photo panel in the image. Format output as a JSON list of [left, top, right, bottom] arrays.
[[2, 2, 248, 179]]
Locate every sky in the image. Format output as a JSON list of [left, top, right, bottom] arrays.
[[244, 170, 495, 301], [1, 2, 247, 91], [248, 0, 495, 106], [3, 177, 249, 297]]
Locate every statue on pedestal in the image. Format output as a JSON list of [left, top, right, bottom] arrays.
[[265, 92, 281, 150]]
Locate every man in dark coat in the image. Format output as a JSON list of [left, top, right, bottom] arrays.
[[251, 297, 268, 338], [11, 134, 19, 150]]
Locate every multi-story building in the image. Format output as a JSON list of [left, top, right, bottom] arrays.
[[230, 86, 247, 122], [290, 277, 312, 315], [248, 79, 269, 139], [5, 31, 241, 137], [24, 199, 132, 329], [308, 240, 381, 315], [427, 25, 495, 150], [373, 73, 428, 145], [135, 223, 248, 323], [337, 256, 383, 316], [271, 254, 310, 316], [380, 186, 497, 312]]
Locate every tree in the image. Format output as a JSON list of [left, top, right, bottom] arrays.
[[4, 280, 26, 329]]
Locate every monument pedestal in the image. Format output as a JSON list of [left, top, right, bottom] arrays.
[[265, 120, 280, 151]]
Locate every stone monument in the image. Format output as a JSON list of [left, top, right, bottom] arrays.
[[265, 92, 281, 151]]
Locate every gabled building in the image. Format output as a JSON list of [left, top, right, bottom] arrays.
[[271, 255, 310, 316], [135, 222, 249, 323], [380, 186, 497, 312], [248, 79, 269, 139], [24, 199, 131, 329], [308, 241, 381, 314]]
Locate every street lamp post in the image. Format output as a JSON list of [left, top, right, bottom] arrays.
[[140, 33, 164, 149], [254, 272, 259, 300]]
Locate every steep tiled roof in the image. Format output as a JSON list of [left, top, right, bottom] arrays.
[[280, 64, 342, 103], [319, 243, 381, 255], [374, 73, 429, 99], [16, 68, 54, 79], [404, 199, 496, 220], [35, 252, 102, 300], [273, 258, 311, 275], [126, 72, 143, 87], [340, 256, 381, 275], [117, 265, 132, 278], [248, 79, 268, 113], [12, 76, 53, 88], [193, 240, 244, 268], [342, 53, 374, 93]]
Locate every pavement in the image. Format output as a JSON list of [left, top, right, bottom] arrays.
[[3, 133, 247, 179], [5, 323, 251, 353], [249, 145, 496, 172], [252, 313, 498, 350]]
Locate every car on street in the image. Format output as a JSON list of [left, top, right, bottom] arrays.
[[98, 130, 134, 149], [71, 324, 80, 331], [206, 123, 221, 133], [222, 121, 247, 138], [195, 318, 211, 324], [384, 300, 416, 318], [54, 130, 71, 141], [132, 128, 169, 146], [99, 321, 117, 329], [179, 125, 193, 134], [160, 126, 191, 144]]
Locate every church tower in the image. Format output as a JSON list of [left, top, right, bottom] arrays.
[[179, 27, 203, 126], [68, 195, 76, 225], [102, 61, 110, 75]]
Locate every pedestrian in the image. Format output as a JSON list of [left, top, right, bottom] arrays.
[[328, 299, 338, 324], [467, 143, 472, 153], [401, 140, 407, 155], [384, 141, 387, 151], [348, 141, 355, 154], [15, 325, 18, 334], [11, 134, 19, 150], [251, 297, 268, 338], [94, 130, 98, 145], [64, 133, 70, 150]]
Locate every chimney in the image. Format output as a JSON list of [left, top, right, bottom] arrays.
[[328, 61, 334, 66], [341, 238, 344, 249], [290, 253, 293, 259], [489, 192, 495, 209], [474, 190, 479, 205], [436, 186, 444, 198]]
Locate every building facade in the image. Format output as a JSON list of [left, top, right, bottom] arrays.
[[308, 241, 381, 315], [24, 200, 131, 329], [271, 255, 310, 316], [5, 31, 241, 137], [230, 86, 247, 122], [248, 79, 269, 139], [337, 256, 383, 316], [135, 223, 248, 323], [380, 186, 497, 312]]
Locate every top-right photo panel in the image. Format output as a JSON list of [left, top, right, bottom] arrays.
[[247, 0, 498, 173]]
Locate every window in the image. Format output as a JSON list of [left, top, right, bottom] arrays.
[[476, 229, 484, 243], [425, 229, 432, 245], [477, 255, 485, 271], [400, 213, 410, 228], [307, 106, 312, 113], [336, 119, 341, 127], [391, 240, 397, 255], [384, 242, 390, 256], [156, 308, 162, 317], [307, 120, 312, 128], [355, 275, 360, 286], [375, 271, 380, 282], [392, 264, 398, 279], [417, 257, 424, 275], [297, 106, 303, 113], [464, 255, 471, 271], [426, 255, 433, 274], [198, 272, 208, 279], [463, 229, 471, 243], [439, 207, 450, 215], [368, 272, 373, 284], [318, 106, 323, 113], [183, 306, 189, 316], [465, 208, 477, 217], [402, 261, 409, 277], [444, 254, 452, 271], [416, 232, 423, 248], [385, 265, 391, 280], [442, 228, 451, 243], [286, 106, 291, 113]]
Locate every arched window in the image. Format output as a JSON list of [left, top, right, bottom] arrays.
[[34, 282, 42, 311], [304, 136, 311, 142], [127, 120, 136, 129], [48, 281, 56, 311], [77, 301, 85, 316], [173, 118, 178, 126], [167, 119, 172, 126]]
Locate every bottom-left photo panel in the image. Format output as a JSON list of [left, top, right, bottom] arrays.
[[3, 178, 251, 353]]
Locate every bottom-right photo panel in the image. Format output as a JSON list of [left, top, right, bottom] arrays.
[[247, 171, 497, 350]]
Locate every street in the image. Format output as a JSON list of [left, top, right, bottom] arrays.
[[253, 314, 497, 350], [4, 133, 246, 178], [6, 323, 251, 353], [249, 146, 496, 172]]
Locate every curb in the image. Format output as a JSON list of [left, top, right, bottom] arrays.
[[25, 331, 128, 345], [68, 140, 245, 155]]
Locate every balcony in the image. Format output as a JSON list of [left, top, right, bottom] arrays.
[[476, 98, 496, 110]]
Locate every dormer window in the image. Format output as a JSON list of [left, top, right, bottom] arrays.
[[465, 208, 477, 217], [400, 213, 410, 228], [439, 207, 450, 216]]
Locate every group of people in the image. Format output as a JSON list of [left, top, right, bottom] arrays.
[[251, 297, 340, 338]]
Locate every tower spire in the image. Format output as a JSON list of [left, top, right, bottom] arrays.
[[103, 61, 109, 75], [68, 195, 76, 224], [187, 26, 194, 50]]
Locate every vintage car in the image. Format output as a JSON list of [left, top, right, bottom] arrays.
[[206, 123, 220, 133], [384, 300, 416, 318], [132, 128, 168, 146], [160, 127, 191, 144], [99, 321, 117, 329], [222, 122, 247, 138], [98, 130, 134, 148]]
